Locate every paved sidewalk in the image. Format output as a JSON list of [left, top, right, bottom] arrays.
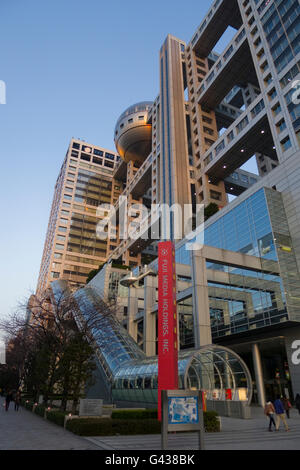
[[85, 407, 300, 451], [0, 398, 99, 450], [1, 398, 300, 450]]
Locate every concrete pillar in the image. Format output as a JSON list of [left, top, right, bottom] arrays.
[[191, 250, 212, 348], [252, 343, 266, 407], [144, 275, 157, 357], [127, 286, 138, 342]]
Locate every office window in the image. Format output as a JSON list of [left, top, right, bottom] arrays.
[[281, 136, 292, 151]]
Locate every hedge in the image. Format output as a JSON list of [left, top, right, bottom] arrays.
[[112, 409, 157, 420], [203, 411, 220, 433], [34, 404, 46, 417], [66, 418, 161, 436], [66, 411, 220, 436], [111, 409, 219, 432], [24, 401, 34, 411], [46, 410, 68, 427]]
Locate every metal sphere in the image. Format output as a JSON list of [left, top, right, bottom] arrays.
[[114, 101, 153, 163]]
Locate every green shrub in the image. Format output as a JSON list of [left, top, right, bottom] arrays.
[[111, 409, 158, 420], [66, 411, 220, 436], [24, 401, 34, 411], [46, 410, 67, 427], [111, 409, 219, 432], [66, 418, 161, 436], [34, 404, 46, 417], [204, 411, 220, 433]]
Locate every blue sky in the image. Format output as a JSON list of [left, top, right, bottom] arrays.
[[0, 0, 256, 321]]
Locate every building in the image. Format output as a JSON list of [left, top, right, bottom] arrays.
[[36, 138, 120, 296], [88, 0, 300, 405]]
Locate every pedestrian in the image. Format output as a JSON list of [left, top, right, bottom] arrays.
[[14, 390, 21, 411], [295, 394, 300, 415], [274, 395, 290, 431], [281, 396, 292, 419], [5, 390, 13, 411], [264, 400, 276, 432]]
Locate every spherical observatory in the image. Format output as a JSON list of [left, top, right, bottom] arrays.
[[114, 101, 153, 163]]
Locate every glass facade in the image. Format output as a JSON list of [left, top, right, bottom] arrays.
[[261, 0, 300, 74], [175, 188, 300, 341], [51, 280, 252, 405]]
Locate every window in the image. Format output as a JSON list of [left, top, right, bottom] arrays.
[[105, 153, 115, 160], [93, 148, 104, 156], [227, 130, 234, 143], [272, 103, 282, 116], [236, 116, 249, 133], [54, 253, 63, 259], [210, 190, 221, 201], [202, 115, 212, 124], [51, 272, 60, 279], [276, 119, 287, 133], [58, 226, 67, 233], [55, 244, 64, 250], [281, 136, 292, 151], [72, 142, 80, 150], [81, 153, 91, 162]]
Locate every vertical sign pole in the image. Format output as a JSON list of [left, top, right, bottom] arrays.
[[158, 241, 178, 421]]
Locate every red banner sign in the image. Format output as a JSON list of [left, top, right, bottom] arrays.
[[158, 241, 178, 420]]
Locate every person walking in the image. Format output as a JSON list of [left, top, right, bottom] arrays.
[[264, 400, 276, 432], [5, 390, 13, 411], [14, 390, 21, 411], [295, 394, 300, 415], [281, 396, 292, 419], [274, 395, 290, 431]]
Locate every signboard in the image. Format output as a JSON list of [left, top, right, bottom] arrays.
[[161, 390, 205, 450], [79, 399, 103, 417], [0, 340, 5, 365], [168, 396, 199, 425], [158, 241, 178, 420]]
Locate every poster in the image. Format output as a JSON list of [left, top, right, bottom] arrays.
[[168, 396, 199, 425]]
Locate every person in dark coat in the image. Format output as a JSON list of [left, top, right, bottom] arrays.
[[5, 390, 13, 411], [14, 390, 21, 411], [281, 396, 292, 419], [274, 395, 290, 431]]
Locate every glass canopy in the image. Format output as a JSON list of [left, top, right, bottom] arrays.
[[51, 280, 252, 405]]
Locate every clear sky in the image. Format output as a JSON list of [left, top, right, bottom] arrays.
[[0, 0, 257, 321]]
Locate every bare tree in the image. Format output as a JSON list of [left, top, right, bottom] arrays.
[[0, 286, 120, 411]]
